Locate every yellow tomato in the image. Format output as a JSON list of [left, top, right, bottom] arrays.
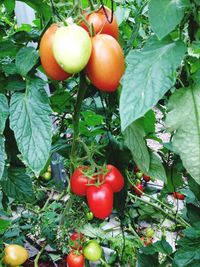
[[3, 244, 29, 266]]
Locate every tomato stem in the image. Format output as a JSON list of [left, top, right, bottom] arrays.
[[34, 242, 47, 267], [70, 72, 87, 172]]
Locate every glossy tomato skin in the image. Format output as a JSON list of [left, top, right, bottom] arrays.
[[39, 24, 70, 81], [70, 167, 96, 196], [173, 192, 185, 200], [70, 232, 85, 251], [66, 252, 84, 267], [83, 240, 102, 262], [3, 244, 29, 266], [101, 165, 124, 192], [86, 183, 113, 219], [81, 6, 118, 40], [85, 34, 125, 92]]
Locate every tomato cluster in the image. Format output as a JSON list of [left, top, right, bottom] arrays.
[[70, 164, 124, 219], [66, 233, 102, 266], [39, 6, 124, 93]]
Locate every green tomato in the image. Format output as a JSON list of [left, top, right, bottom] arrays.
[[83, 240, 102, 262], [41, 171, 52, 181], [146, 227, 154, 238], [53, 25, 92, 74], [136, 172, 143, 179], [86, 211, 94, 221]]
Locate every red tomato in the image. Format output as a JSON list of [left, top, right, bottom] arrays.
[[39, 24, 70, 81], [70, 232, 85, 251], [143, 174, 150, 182], [70, 167, 96, 196], [101, 165, 124, 192], [131, 183, 143, 197], [134, 166, 140, 173], [173, 192, 185, 200], [85, 34, 125, 92], [66, 252, 84, 267], [80, 6, 118, 40], [86, 183, 113, 219]]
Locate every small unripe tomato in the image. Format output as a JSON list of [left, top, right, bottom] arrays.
[[3, 244, 29, 266], [83, 240, 102, 262], [86, 211, 94, 221], [136, 172, 143, 179], [47, 165, 51, 172], [146, 227, 154, 238], [41, 171, 52, 181]]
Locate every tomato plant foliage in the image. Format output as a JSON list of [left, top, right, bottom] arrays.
[[0, 0, 200, 266]]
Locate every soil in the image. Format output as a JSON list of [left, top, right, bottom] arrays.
[[23, 258, 66, 267]]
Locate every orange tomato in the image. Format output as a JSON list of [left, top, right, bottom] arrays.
[[85, 34, 125, 92], [80, 6, 118, 40], [39, 24, 70, 81]]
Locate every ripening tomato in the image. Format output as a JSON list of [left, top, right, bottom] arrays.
[[53, 25, 92, 74], [39, 24, 70, 81], [146, 227, 154, 238], [141, 236, 153, 246], [80, 6, 118, 40], [101, 164, 124, 192], [143, 174, 151, 182], [83, 240, 102, 262], [70, 167, 96, 196], [70, 232, 85, 251], [134, 166, 140, 173], [86, 183, 113, 219], [131, 183, 143, 197], [85, 34, 125, 92], [173, 192, 185, 200], [3, 244, 29, 266], [66, 252, 84, 267]]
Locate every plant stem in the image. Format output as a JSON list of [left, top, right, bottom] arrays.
[[34, 242, 47, 267], [128, 192, 189, 228], [127, 224, 144, 245], [70, 72, 87, 170]]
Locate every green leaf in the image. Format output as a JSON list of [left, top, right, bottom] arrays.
[[0, 94, 9, 133], [165, 86, 200, 185], [0, 219, 10, 234], [173, 247, 200, 267], [3, 0, 15, 13], [0, 40, 21, 58], [147, 153, 167, 183], [0, 136, 6, 181], [82, 110, 104, 127], [18, 0, 52, 21], [138, 110, 156, 135], [10, 78, 52, 176], [137, 251, 159, 267], [124, 121, 150, 172], [15, 47, 39, 77], [149, 0, 190, 40], [1, 167, 34, 202], [120, 37, 186, 131]]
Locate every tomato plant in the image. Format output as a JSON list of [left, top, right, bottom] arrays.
[[53, 25, 92, 74], [83, 240, 102, 262], [86, 183, 113, 219], [66, 252, 84, 267], [3, 244, 29, 266], [85, 34, 125, 92], [70, 167, 96, 196], [80, 6, 118, 40], [39, 24, 70, 81], [101, 164, 124, 192]]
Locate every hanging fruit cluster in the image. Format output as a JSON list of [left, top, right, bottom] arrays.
[[70, 164, 124, 219], [39, 6, 125, 93]]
